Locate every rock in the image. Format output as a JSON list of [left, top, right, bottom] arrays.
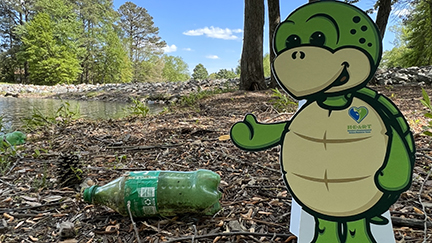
[[0, 219, 8, 234], [58, 221, 75, 239]]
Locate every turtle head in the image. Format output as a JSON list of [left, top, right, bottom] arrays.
[[272, 0, 382, 100]]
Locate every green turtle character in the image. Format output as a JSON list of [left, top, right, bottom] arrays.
[[230, 1, 415, 242]]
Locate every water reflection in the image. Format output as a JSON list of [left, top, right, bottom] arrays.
[[0, 97, 163, 132]]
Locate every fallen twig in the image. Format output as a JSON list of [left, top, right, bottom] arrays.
[[106, 143, 181, 150], [127, 201, 141, 243], [391, 216, 432, 229], [165, 231, 295, 243], [0, 178, 16, 188], [0, 201, 67, 213]]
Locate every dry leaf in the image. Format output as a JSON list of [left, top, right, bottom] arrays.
[[21, 196, 38, 202], [26, 219, 37, 224], [213, 236, 221, 243], [29, 235, 39, 242], [269, 199, 283, 207], [43, 195, 63, 203], [59, 239, 78, 243], [241, 208, 253, 219], [2, 197, 12, 203], [14, 221, 24, 229], [413, 206, 424, 215], [25, 201, 42, 207], [218, 135, 230, 141], [277, 191, 288, 197], [105, 223, 120, 232], [258, 211, 272, 215], [3, 213, 14, 222], [215, 220, 224, 227]]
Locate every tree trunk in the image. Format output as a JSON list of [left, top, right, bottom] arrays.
[[267, 0, 280, 88], [239, 0, 265, 91], [375, 0, 392, 38]]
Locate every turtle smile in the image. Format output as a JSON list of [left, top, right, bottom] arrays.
[[292, 170, 371, 191], [330, 61, 350, 87]]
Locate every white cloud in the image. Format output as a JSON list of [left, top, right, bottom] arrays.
[[162, 44, 177, 53], [206, 55, 220, 59], [183, 26, 243, 40], [183, 48, 193, 51]]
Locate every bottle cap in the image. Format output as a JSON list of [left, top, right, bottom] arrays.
[[83, 185, 97, 203]]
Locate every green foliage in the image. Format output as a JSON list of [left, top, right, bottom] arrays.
[[21, 100, 80, 130], [421, 88, 432, 137], [270, 88, 297, 112], [208, 73, 218, 80], [192, 64, 209, 80], [0, 139, 21, 175], [382, 2, 432, 68], [95, 29, 133, 83], [215, 69, 237, 79], [17, 9, 82, 85], [126, 97, 150, 118], [162, 55, 190, 82]]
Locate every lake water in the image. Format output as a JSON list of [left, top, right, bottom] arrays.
[[0, 97, 163, 133]]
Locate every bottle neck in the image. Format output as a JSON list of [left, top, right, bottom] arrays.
[[83, 185, 98, 203]]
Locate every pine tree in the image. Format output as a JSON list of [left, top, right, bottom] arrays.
[[118, 2, 166, 82], [192, 64, 209, 80], [240, 0, 265, 90], [0, 0, 35, 83], [70, 0, 125, 84], [402, 0, 432, 66], [383, 0, 432, 67]]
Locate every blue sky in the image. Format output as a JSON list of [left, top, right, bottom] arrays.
[[113, 0, 401, 75]]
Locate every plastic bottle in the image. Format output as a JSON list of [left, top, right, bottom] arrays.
[[0, 131, 26, 147], [83, 169, 222, 217]]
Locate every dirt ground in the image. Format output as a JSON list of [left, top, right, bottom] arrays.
[[1, 84, 432, 243]]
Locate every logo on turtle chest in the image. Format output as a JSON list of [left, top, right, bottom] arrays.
[[347, 106, 373, 134], [348, 106, 368, 123]]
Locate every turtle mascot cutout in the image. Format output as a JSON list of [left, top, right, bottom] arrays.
[[230, 1, 415, 242]]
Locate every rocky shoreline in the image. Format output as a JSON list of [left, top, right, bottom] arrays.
[[1, 66, 432, 103], [0, 79, 239, 103]]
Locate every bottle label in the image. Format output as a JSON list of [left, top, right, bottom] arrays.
[[124, 171, 160, 217]]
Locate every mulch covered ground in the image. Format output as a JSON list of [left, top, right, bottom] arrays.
[[1, 84, 432, 243]]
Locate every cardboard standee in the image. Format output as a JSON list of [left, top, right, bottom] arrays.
[[290, 199, 396, 243], [230, 1, 415, 242]]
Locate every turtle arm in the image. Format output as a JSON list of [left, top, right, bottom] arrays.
[[376, 125, 415, 192], [230, 114, 288, 151], [357, 88, 415, 192]]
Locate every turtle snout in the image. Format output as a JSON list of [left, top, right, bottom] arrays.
[[291, 51, 306, 60]]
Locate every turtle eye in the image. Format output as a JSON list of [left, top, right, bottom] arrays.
[[310, 31, 326, 46], [285, 35, 301, 49]]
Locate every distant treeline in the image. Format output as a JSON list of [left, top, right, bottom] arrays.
[[0, 0, 190, 85]]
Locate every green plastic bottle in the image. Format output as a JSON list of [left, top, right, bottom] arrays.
[[83, 169, 222, 217], [0, 131, 26, 147]]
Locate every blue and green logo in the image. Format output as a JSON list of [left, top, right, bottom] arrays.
[[349, 106, 368, 124]]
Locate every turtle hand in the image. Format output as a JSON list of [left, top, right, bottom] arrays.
[[230, 114, 286, 151]]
